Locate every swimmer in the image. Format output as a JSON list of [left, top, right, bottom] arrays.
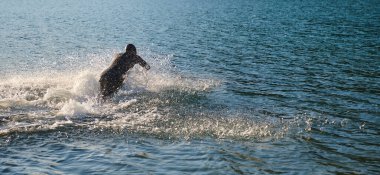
[[99, 44, 150, 100]]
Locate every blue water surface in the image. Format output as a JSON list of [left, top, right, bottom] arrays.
[[0, 0, 379, 174]]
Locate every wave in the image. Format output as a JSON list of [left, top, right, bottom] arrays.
[[1, 50, 351, 140]]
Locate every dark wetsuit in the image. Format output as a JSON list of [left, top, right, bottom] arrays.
[[99, 52, 149, 99]]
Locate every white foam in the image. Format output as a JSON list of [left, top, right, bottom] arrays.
[[71, 71, 99, 97], [56, 99, 94, 117], [43, 89, 72, 102], [125, 67, 220, 92], [0, 98, 29, 109], [113, 99, 138, 110]]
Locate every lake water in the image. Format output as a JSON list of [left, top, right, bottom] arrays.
[[0, 0, 379, 174]]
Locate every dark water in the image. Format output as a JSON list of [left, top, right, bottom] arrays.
[[1, 0, 379, 174]]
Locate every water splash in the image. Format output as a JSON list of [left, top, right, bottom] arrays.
[[0, 50, 362, 141], [0, 50, 222, 138]]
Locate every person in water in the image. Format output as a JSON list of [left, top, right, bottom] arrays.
[[99, 44, 150, 100]]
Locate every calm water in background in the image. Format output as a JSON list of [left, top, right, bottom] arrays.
[[0, 0, 379, 174]]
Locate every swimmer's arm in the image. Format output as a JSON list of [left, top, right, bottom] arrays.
[[136, 55, 150, 70]]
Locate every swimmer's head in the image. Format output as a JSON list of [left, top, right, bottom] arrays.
[[126, 44, 137, 54]]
